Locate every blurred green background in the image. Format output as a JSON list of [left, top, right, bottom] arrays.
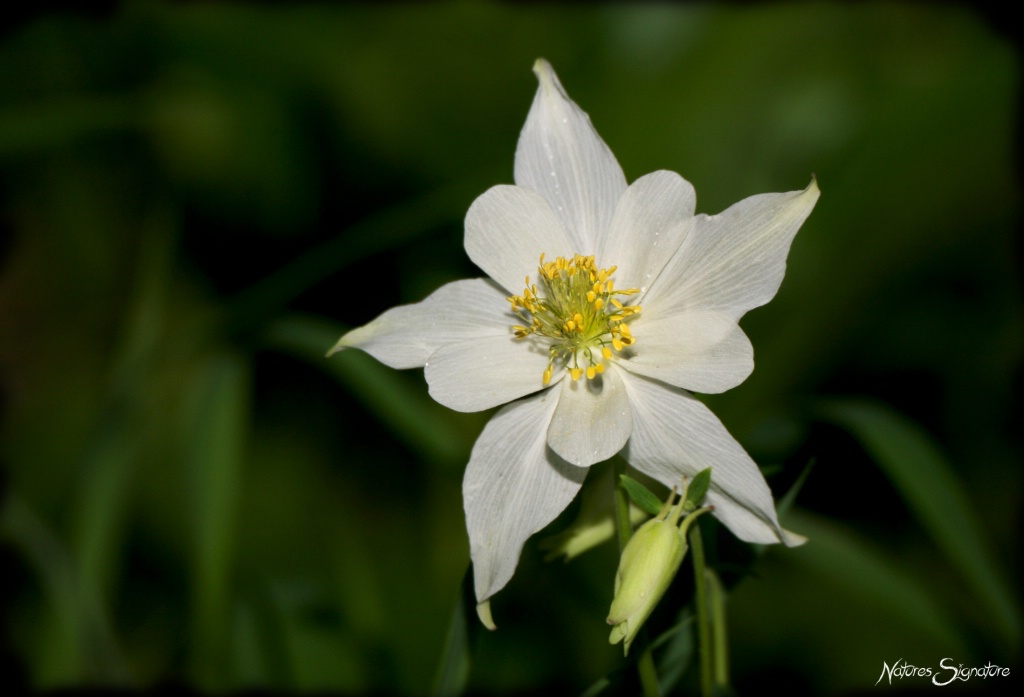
[[0, 2, 1020, 695]]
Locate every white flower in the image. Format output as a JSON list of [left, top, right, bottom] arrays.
[[331, 59, 818, 625]]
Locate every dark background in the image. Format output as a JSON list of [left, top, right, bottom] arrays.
[[1, 2, 1019, 694]]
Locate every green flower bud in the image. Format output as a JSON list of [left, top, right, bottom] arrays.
[[607, 488, 710, 655], [540, 468, 651, 562], [540, 502, 648, 562]]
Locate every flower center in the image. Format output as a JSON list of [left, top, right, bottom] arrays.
[[508, 254, 640, 385]]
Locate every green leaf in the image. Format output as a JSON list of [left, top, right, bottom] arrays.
[[683, 468, 712, 513], [785, 510, 966, 651], [579, 677, 612, 697], [182, 351, 250, 689], [776, 457, 816, 517], [430, 568, 477, 697], [619, 475, 664, 516], [226, 179, 481, 334], [817, 398, 1019, 649], [0, 496, 130, 686], [265, 314, 467, 466], [653, 608, 695, 694]]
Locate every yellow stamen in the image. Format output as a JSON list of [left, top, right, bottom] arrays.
[[506, 253, 641, 384]]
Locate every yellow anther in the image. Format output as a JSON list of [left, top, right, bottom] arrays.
[[510, 252, 640, 385]]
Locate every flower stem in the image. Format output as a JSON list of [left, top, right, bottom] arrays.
[[612, 460, 633, 551], [708, 568, 729, 688], [636, 647, 660, 697], [688, 522, 713, 697]]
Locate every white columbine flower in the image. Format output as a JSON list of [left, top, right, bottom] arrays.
[[331, 59, 818, 626]]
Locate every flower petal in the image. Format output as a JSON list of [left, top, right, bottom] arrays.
[[617, 310, 753, 394], [598, 170, 695, 295], [642, 178, 819, 321], [464, 184, 575, 295], [514, 59, 627, 252], [426, 335, 556, 412], [330, 278, 510, 368], [464, 389, 588, 604], [547, 365, 632, 467], [620, 373, 800, 546]]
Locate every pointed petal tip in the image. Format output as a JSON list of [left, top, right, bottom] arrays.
[[476, 600, 497, 630], [532, 57, 553, 82], [781, 527, 808, 547], [325, 336, 349, 358], [531, 58, 565, 101]]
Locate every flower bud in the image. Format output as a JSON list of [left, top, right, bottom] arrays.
[[607, 488, 710, 654], [540, 502, 648, 562]]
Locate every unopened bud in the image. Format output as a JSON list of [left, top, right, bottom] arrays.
[[607, 488, 710, 654]]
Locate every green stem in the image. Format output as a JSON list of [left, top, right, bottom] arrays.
[[689, 522, 713, 697], [708, 569, 729, 688], [612, 460, 634, 551], [637, 647, 660, 697]]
